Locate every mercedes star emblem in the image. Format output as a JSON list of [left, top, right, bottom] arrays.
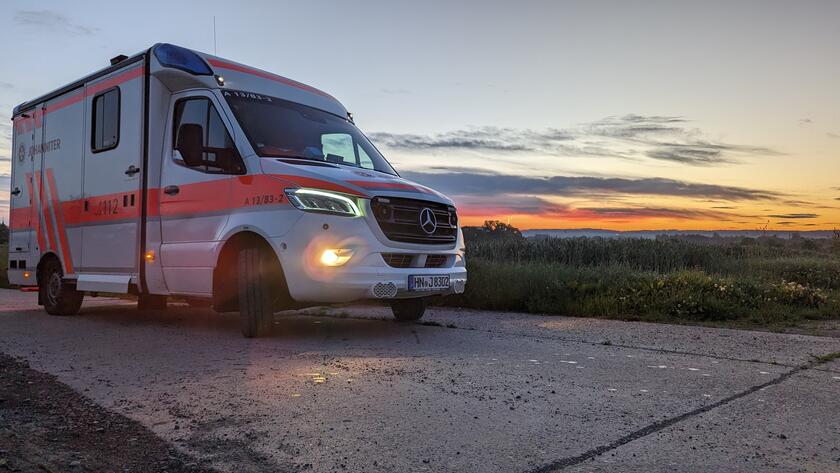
[[419, 207, 437, 235]]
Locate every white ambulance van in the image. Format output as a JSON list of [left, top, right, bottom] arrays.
[[7, 43, 467, 337]]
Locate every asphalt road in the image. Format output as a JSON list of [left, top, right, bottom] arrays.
[[1, 288, 839, 472]]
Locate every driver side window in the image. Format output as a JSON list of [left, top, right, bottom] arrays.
[[173, 97, 243, 174]]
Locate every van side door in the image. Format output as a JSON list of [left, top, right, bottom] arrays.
[[8, 114, 36, 268], [158, 91, 244, 295], [80, 66, 145, 276]]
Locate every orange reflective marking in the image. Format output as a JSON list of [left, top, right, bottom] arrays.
[[9, 207, 31, 230], [46, 169, 74, 274], [26, 173, 46, 251], [35, 171, 57, 252]]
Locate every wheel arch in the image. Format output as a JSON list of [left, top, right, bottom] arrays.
[[36, 251, 62, 285], [35, 252, 62, 306], [212, 230, 290, 312]]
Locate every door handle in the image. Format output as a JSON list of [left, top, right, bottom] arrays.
[[125, 165, 140, 176], [163, 185, 180, 196], [10, 187, 21, 196]]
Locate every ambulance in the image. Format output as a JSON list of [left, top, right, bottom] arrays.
[[6, 43, 467, 337]]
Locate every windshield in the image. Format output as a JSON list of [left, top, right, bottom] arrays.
[[222, 90, 396, 175]]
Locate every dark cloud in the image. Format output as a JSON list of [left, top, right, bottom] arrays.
[[766, 213, 818, 219], [14, 10, 97, 35], [828, 132, 840, 139], [450, 194, 733, 221], [585, 114, 687, 138], [400, 168, 784, 201], [452, 195, 570, 216], [798, 118, 813, 125], [644, 141, 776, 165], [778, 199, 836, 209], [711, 206, 736, 209], [775, 221, 817, 226], [579, 207, 730, 220], [371, 115, 779, 166], [370, 127, 574, 154]]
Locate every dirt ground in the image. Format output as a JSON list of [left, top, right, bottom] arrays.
[[0, 352, 215, 473]]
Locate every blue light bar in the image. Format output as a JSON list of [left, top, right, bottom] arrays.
[[154, 43, 213, 76]]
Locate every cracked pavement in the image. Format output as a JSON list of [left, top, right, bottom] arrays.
[[1, 288, 839, 472]]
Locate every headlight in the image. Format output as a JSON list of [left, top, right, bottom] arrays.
[[285, 188, 362, 217]]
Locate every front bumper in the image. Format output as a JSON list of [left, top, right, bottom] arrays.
[[271, 211, 467, 303]]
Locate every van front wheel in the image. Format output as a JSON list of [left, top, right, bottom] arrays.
[[40, 259, 83, 316], [237, 246, 274, 338], [390, 298, 426, 322]]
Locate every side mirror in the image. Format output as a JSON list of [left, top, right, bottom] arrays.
[[176, 123, 204, 166]]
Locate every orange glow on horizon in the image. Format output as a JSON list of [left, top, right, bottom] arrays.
[[459, 213, 838, 232]]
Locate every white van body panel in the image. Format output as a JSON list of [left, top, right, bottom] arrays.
[[7, 43, 467, 307]]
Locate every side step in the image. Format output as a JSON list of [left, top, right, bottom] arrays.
[[75, 274, 132, 293]]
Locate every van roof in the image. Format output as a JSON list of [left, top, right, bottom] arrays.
[[14, 44, 348, 119]]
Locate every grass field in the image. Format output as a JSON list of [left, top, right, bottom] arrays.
[[3, 222, 838, 329], [443, 230, 840, 328]]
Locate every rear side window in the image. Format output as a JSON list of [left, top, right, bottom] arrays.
[[91, 88, 120, 152]]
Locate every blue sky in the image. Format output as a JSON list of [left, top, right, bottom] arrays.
[[2, 1, 839, 229]]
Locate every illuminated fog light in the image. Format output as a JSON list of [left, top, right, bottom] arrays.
[[320, 249, 354, 267]]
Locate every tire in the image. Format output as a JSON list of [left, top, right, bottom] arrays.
[[390, 298, 426, 322], [40, 258, 83, 316], [138, 294, 167, 310], [237, 246, 274, 338]]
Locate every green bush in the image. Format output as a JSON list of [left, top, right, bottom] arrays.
[[441, 235, 840, 325]]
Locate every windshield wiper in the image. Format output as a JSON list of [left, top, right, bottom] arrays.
[[261, 152, 322, 161]]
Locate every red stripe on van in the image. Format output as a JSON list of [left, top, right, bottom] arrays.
[[64, 191, 142, 225], [158, 179, 232, 217], [86, 66, 143, 96], [9, 207, 31, 230], [46, 169, 74, 274], [207, 59, 337, 101], [19, 169, 368, 230], [35, 172, 58, 252], [345, 180, 424, 193], [13, 66, 143, 130], [272, 174, 367, 197]]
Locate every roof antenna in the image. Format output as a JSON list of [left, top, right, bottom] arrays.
[[213, 16, 217, 55]]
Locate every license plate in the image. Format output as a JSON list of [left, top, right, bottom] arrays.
[[408, 275, 450, 292]]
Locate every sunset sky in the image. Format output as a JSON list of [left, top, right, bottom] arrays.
[[1, 0, 838, 230]]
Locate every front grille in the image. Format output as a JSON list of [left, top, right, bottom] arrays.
[[381, 253, 451, 268], [372, 197, 457, 245], [382, 253, 414, 268]]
